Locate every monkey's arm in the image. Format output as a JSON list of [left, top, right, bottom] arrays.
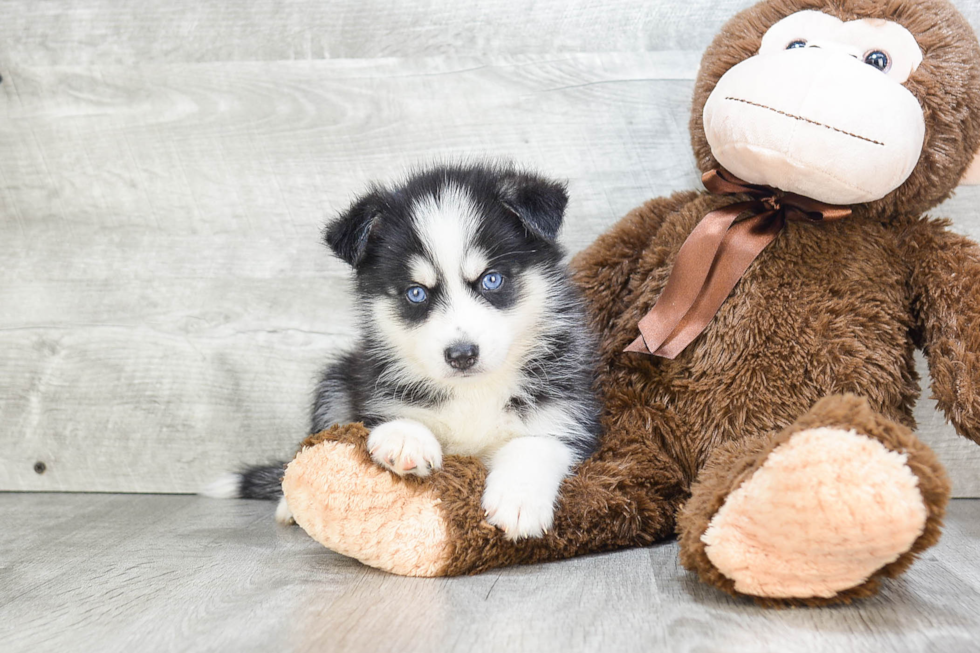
[[904, 217, 980, 444], [571, 191, 697, 338]]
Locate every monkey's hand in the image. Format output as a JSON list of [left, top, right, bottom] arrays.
[[905, 217, 980, 444]]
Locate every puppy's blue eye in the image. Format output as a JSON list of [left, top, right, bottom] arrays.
[[481, 271, 503, 291], [786, 39, 807, 49], [406, 286, 428, 303]]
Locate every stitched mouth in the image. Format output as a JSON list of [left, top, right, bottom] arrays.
[[724, 97, 885, 147]]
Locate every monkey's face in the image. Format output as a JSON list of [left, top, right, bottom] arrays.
[[702, 10, 926, 205]]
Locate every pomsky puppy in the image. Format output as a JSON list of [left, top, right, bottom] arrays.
[[207, 163, 600, 540]]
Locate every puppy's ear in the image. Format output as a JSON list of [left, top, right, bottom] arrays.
[[499, 171, 568, 242], [324, 190, 387, 267]]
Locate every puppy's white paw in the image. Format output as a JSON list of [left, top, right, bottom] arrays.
[[367, 419, 443, 478], [481, 468, 559, 541], [481, 436, 573, 541], [275, 496, 295, 525]]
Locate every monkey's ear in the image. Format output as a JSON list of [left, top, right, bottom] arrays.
[[961, 150, 980, 186], [324, 190, 388, 268], [499, 171, 568, 242]]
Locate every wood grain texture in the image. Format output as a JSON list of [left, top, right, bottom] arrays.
[[2, 494, 980, 653], [0, 0, 974, 64], [0, 53, 702, 492], [0, 0, 757, 64], [0, 0, 979, 494]]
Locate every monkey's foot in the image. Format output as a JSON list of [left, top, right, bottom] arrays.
[[678, 395, 949, 606]]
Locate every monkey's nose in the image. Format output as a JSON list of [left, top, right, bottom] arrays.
[[445, 342, 479, 371]]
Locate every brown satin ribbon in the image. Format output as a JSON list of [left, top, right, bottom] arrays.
[[625, 169, 852, 359]]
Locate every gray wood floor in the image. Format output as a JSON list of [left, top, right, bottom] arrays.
[[2, 493, 979, 653]]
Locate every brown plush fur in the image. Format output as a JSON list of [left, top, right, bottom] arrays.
[[903, 219, 980, 443], [287, 0, 980, 604]]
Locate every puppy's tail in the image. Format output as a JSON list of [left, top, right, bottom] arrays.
[[200, 463, 288, 501]]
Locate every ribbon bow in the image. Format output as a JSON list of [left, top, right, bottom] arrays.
[[624, 169, 852, 359]]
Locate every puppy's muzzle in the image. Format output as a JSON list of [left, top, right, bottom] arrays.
[[445, 342, 479, 371]]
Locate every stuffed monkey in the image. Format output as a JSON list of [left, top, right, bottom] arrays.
[[282, 0, 980, 606]]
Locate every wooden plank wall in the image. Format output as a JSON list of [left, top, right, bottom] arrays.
[[2, 0, 979, 494]]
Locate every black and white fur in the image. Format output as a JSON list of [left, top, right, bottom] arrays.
[[207, 164, 600, 540]]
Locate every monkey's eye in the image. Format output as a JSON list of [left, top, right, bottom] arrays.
[[864, 50, 889, 71], [406, 285, 428, 304], [786, 39, 807, 49]]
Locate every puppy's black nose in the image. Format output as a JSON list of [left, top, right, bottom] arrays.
[[445, 342, 479, 370]]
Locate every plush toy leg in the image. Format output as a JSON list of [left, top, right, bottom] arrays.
[[677, 394, 950, 606], [281, 424, 452, 577], [283, 415, 689, 577]]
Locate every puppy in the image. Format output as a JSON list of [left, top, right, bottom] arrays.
[[208, 164, 600, 540]]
